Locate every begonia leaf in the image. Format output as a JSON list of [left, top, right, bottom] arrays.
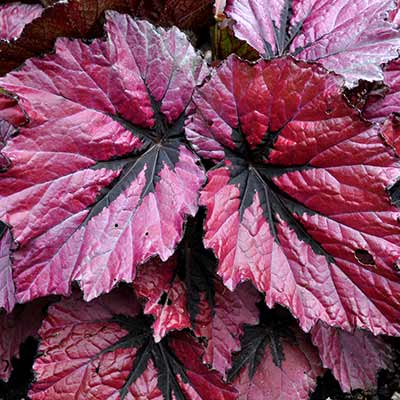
[[186, 55, 400, 335], [0, 12, 206, 303], [0, 300, 46, 382], [0, 2, 42, 41], [194, 281, 260, 379], [29, 289, 237, 400], [222, 0, 400, 87], [134, 256, 192, 343], [228, 310, 323, 400], [365, 60, 400, 121], [311, 322, 394, 392]]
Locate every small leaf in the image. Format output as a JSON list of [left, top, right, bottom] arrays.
[[311, 323, 394, 392]]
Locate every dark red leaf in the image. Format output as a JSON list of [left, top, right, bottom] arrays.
[[0, 223, 15, 313], [311, 322, 394, 392], [134, 256, 192, 343], [228, 313, 323, 400], [29, 289, 237, 400], [186, 56, 400, 335], [0, 12, 206, 303], [223, 0, 400, 87], [0, 0, 212, 75], [194, 281, 260, 379], [0, 2, 42, 41], [0, 300, 45, 382]]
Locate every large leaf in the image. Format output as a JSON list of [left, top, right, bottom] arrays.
[[227, 310, 323, 400], [186, 56, 400, 335], [29, 289, 237, 400], [0, 2, 42, 41], [0, 0, 213, 75], [194, 281, 260, 379], [311, 323, 393, 392], [222, 0, 400, 87], [0, 223, 15, 313], [0, 300, 45, 382], [0, 12, 206, 303]]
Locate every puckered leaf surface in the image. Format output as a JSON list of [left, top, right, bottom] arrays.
[[223, 0, 400, 87], [0, 0, 213, 75], [194, 281, 260, 379], [0, 300, 45, 382], [228, 313, 323, 400], [0, 2, 42, 41], [29, 288, 237, 400], [0, 223, 15, 313], [186, 55, 400, 335], [0, 12, 206, 303], [311, 322, 393, 392], [134, 256, 192, 343]]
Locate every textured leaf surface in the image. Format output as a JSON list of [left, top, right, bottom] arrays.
[[365, 60, 400, 121], [186, 56, 400, 335], [223, 0, 400, 86], [30, 289, 237, 400], [134, 256, 192, 343], [228, 314, 323, 400], [0, 300, 45, 382], [0, 2, 42, 41], [0, 223, 15, 313], [0, 12, 206, 303], [0, 0, 212, 75], [311, 323, 393, 392], [194, 281, 260, 379]]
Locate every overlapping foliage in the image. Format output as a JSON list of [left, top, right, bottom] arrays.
[[0, 1, 399, 399]]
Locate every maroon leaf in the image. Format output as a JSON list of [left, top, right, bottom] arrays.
[[0, 12, 206, 303], [223, 0, 400, 87], [29, 289, 237, 400], [186, 56, 400, 335], [194, 281, 260, 379], [0, 0, 212, 75], [365, 59, 400, 122], [0, 2, 42, 41], [0, 300, 45, 382], [134, 256, 192, 343], [228, 312, 323, 400], [311, 322, 393, 392], [0, 224, 15, 313]]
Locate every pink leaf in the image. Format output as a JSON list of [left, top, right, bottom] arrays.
[[134, 256, 192, 342], [0, 12, 206, 303], [194, 281, 260, 379], [186, 56, 400, 335], [29, 289, 237, 400], [224, 0, 400, 87], [365, 59, 400, 122], [311, 323, 394, 392], [0, 3, 42, 41], [229, 315, 323, 400]]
